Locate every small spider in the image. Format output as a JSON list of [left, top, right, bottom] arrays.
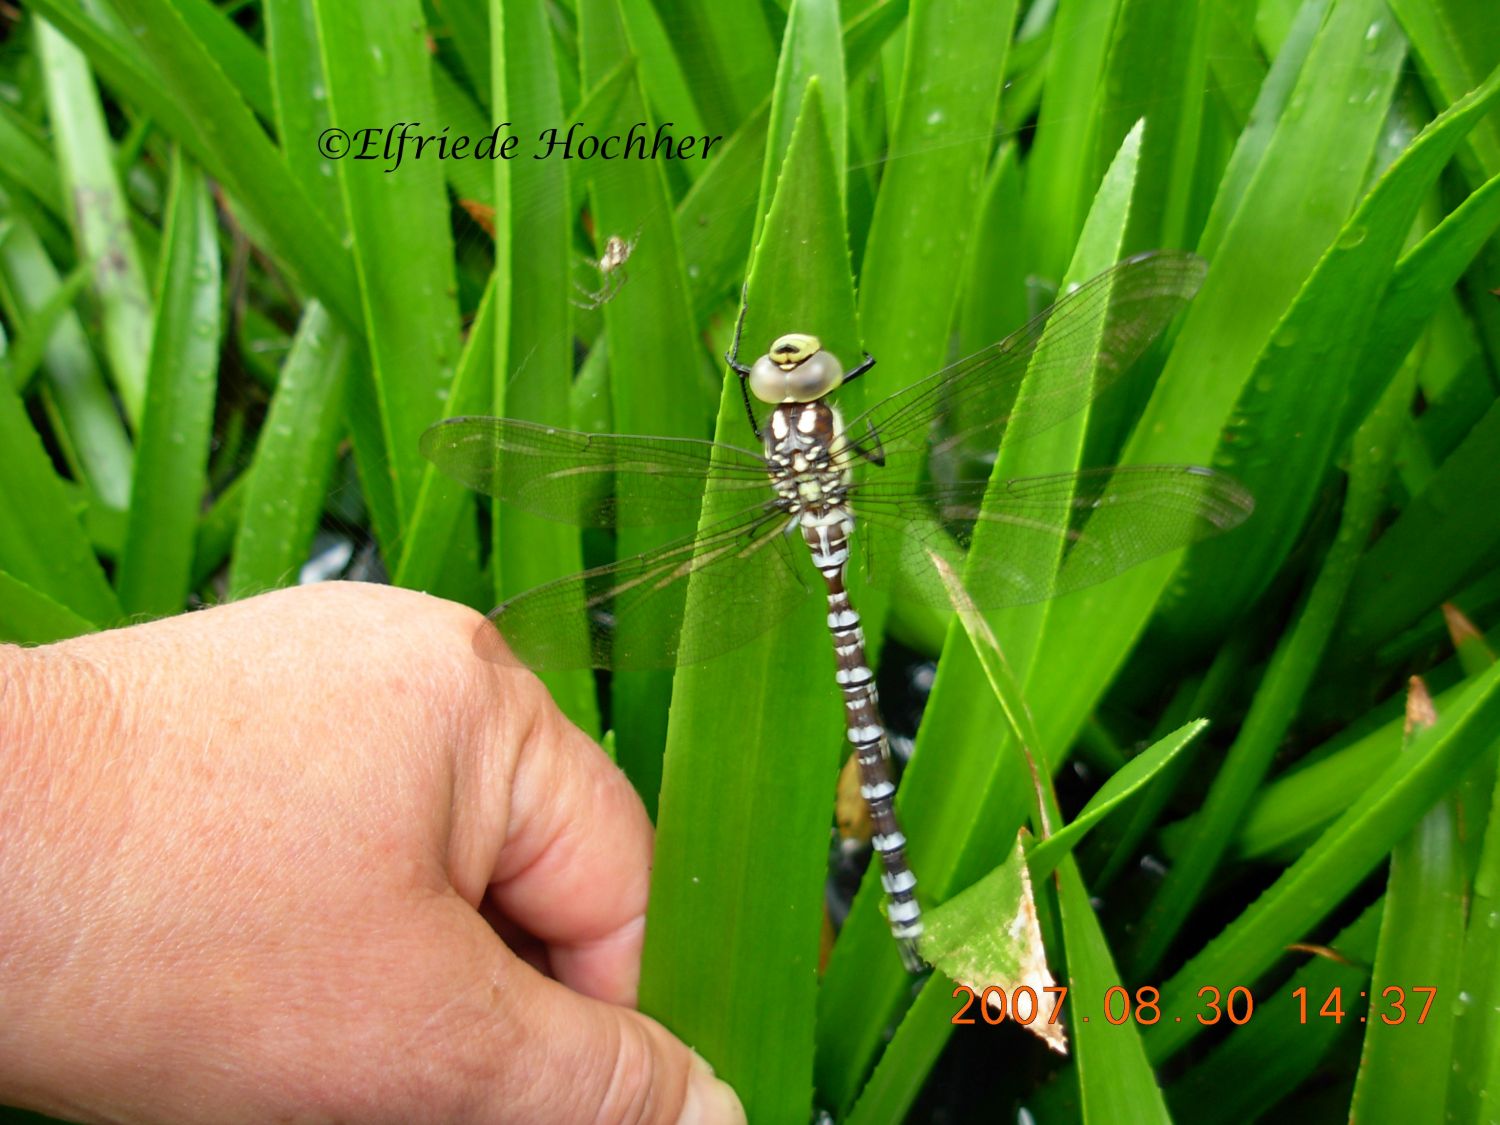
[[571, 229, 639, 309]]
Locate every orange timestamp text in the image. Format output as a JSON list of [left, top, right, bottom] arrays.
[[951, 984, 1254, 1027], [952, 984, 1439, 1027]]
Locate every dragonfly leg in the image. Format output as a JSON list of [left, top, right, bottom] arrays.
[[725, 284, 762, 439], [844, 419, 886, 467], [725, 282, 753, 375], [844, 351, 877, 384]]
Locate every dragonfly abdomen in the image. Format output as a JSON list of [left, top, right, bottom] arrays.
[[769, 400, 924, 971], [814, 529, 924, 973]]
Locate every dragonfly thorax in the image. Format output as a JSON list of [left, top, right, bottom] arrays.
[[765, 402, 850, 516], [749, 334, 845, 404]]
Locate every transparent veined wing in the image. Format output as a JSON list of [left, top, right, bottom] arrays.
[[836, 252, 1208, 467], [852, 464, 1253, 608], [420, 416, 772, 527], [475, 503, 816, 670]]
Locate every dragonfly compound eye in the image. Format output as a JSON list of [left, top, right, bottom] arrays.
[[749, 334, 846, 404]]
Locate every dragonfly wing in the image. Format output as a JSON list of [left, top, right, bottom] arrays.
[[854, 465, 1253, 608], [479, 504, 813, 670], [420, 416, 771, 527], [837, 252, 1207, 466]]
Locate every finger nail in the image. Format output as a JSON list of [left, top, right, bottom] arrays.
[[676, 1052, 745, 1125]]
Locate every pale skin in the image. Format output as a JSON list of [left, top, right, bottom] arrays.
[[0, 582, 744, 1124]]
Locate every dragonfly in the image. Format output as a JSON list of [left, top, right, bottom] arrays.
[[420, 250, 1254, 971]]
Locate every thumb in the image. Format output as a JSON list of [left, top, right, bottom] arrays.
[[432, 921, 745, 1125], [550, 991, 747, 1125]]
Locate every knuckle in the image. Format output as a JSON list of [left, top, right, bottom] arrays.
[[592, 1017, 675, 1125]]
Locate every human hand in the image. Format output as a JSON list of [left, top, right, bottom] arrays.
[[0, 583, 743, 1124]]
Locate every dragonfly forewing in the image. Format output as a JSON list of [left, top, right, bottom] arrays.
[[837, 251, 1208, 470], [420, 416, 771, 527]]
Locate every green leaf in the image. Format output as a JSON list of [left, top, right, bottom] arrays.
[[9, 4, 1500, 1117], [0, 100, 63, 222], [117, 152, 222, 617], [824, 100, 1150, 1117], [675, 101, 768, 323], [650, 0, 776, 133], [170, 0, 275, 121], [641, 81, 852, 1125], [191, 471, 245, 590], [1027, 720, 1206, 880], [817, 0, 1017, 1101], [1165, 901, 1383, 1122], [1023, 0, 1406, 781], [1095, 0, 1208, 251], [1018, 0, 1120, 275], [1228, 697, 1418, 862], [920, 833, 1065, 1056], [1339, 398, 1500, 652], [0, 568, 99, 642], [1447, 634, 1500, 1123], [1355, 165, 1500, 448], [577, 0, 715, 805], [1388, 0, 1500, 178], [486, 0, 599, 733], [1145, 658, 1500, 1063], [1350, 680, 1465, 1123], [1058, 854, 1172, 1125], [2, 259, 92, 397], [428, 0, 490, 109], [1130, 309, 1408, 975], [618, 0, 710, 163], [227, 302, 352, 597], [1196, 0, 1331, 260], [403, 271, 498, 592], [843, 981, 972, 1125], [758, 0, 845, 231], [313, 0, 463, 529], [0, 188, 134, 511], [264, 0, 345, 225], [88, 0, 362, 326], [1171, 58, 1500, 636], [0, 342, 120, 626], [20, 0, 224, 190]]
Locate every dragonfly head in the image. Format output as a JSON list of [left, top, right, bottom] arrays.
[[749, 333, 845, 404]]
